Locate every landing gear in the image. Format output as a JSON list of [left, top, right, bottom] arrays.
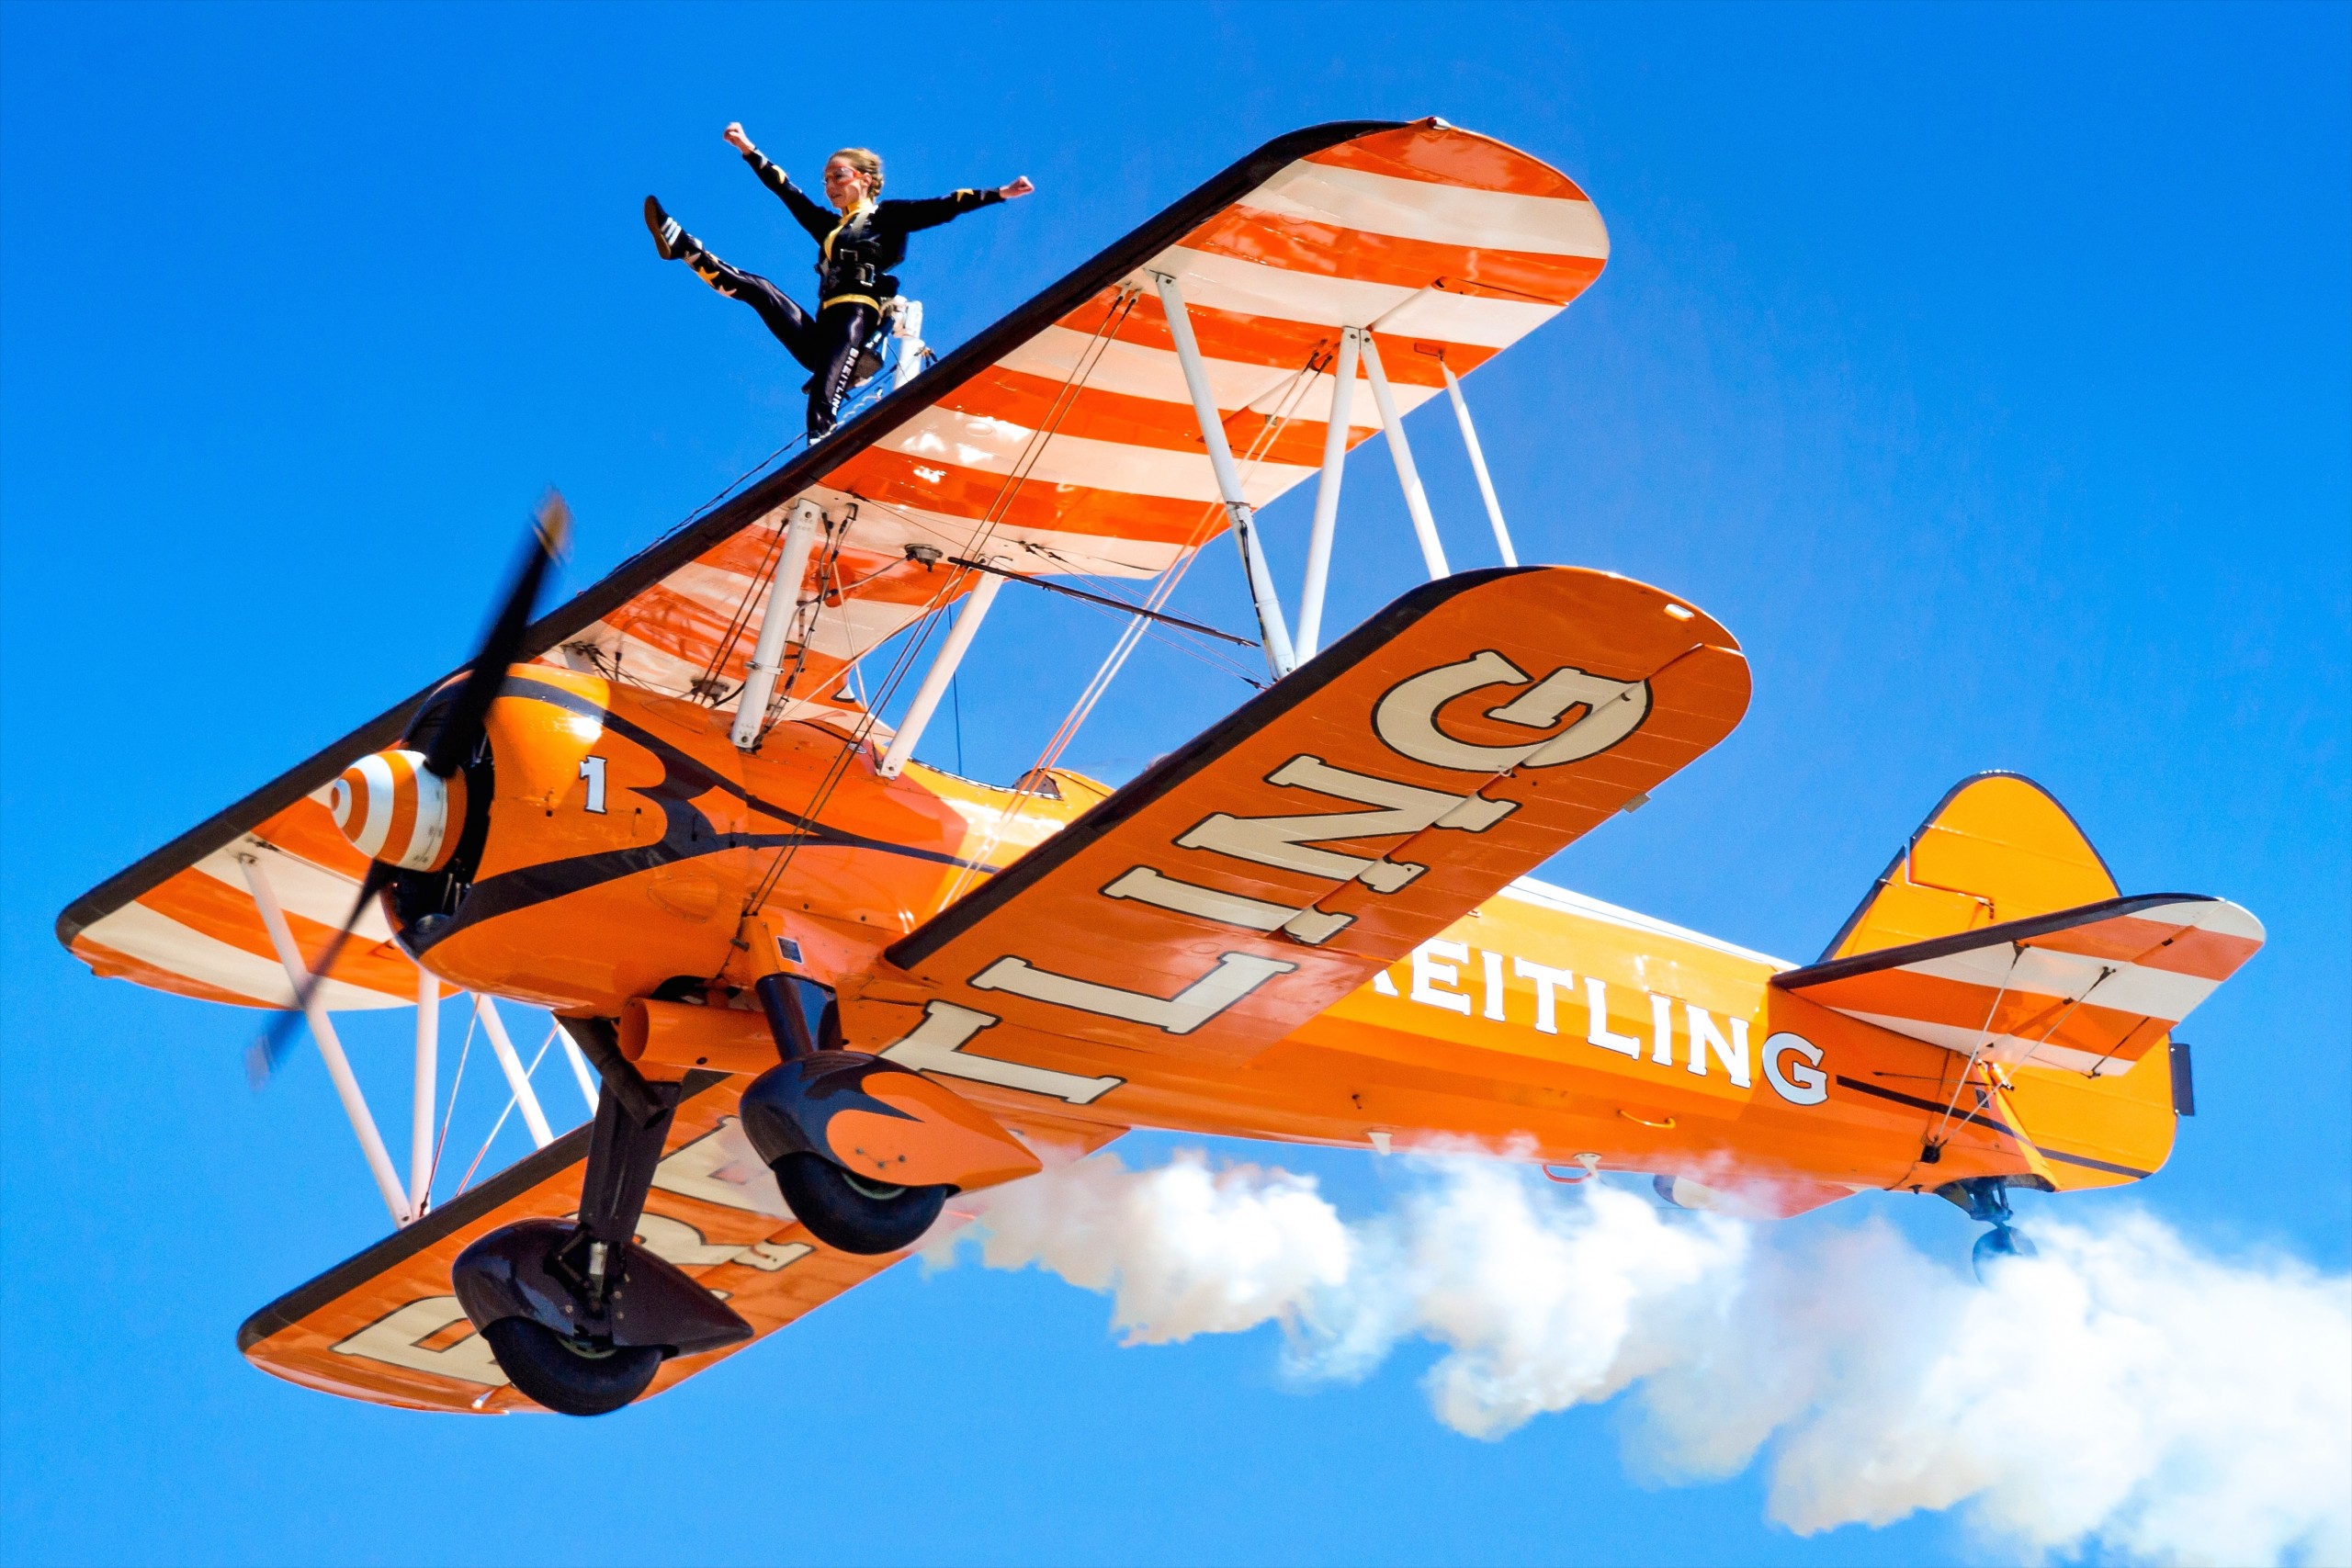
[[1939, 1176, 2041, 1281], [481, 1317, 662, 1417], [732, 970, 1039, 1255], [748, 974, 950, 1254], [772, 1151, 949, 1256], [1971, 1223, 2038, 1277], [453, 1023, 752, 1415]]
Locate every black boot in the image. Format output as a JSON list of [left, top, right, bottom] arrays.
[[643, 196, 700, 262]]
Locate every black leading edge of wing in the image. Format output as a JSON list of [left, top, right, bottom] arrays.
[[56, 119, 1405, 952]]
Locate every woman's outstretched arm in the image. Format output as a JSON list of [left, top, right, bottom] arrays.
[[724, 122, 834, 241], [884, 176, 1035, 235]]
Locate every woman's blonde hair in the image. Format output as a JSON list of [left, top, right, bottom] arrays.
[[829, 147, 884, 194]]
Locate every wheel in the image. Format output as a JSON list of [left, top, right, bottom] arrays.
[[1971, 1224, 2038, 1281], [481, 1316, 662, 1416], [774, 1151, 949, 1255]]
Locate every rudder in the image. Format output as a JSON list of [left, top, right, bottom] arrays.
[[1822, 773, 2120, 960]]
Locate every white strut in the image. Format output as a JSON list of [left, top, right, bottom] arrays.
[[1441, 361, 1517, 568], [1358, 334, 1450, 581], [1295, 325, 1361, 661], [236, 854, 412, 1226], [1148, 270, 1298, 679], [410, 962, 438, 1213], [878, 570, 1002, 779], [475, 995, 555, 1149], [558, 1028, 599, 1114], [729, 498, 826, 750]]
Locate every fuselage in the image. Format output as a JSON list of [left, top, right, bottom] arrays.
[[404, 670, 2133, 1209]]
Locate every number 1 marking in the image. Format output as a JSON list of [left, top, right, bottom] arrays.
[[579, 755, 607, 814]]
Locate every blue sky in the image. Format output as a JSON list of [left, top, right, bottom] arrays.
[[2, 4, 2346, 1564]]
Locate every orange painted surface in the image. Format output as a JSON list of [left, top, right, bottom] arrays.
[[63, 563, 2250, 1416], [1183, 204, 1604, 304], [1306, 122, 1593, 199], [52, 114, 2257, 1414], [833, 1072, 1043, 1190], [238, 1087, 1117, 1414], [619, 1000, 779, 1076], [1827, 773, 2123, 958]]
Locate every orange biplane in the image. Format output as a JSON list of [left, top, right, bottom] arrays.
[[58, 119, 2263, 1417]]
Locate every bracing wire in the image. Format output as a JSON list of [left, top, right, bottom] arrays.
[[692, 513, 791, 700], [1922, 950, 2023, 1157], [422, 1001, 480, 1207], [736, 288, 1146, 919], [931, 341, 1333, 908], [455, 1024, 557, 1197]]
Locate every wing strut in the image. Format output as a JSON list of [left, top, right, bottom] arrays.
[[409, 960, 437, 1213], [1148, 269, 1298, 679], [729, 498, 826, 751], [878, 570, 1004, 780], [236, 852, 413, 1225], [1360, 333, 1451, 581], [1296, 325, 1362, 660], [1440, 361, 1518, 569], [476, 995, 556, 1149], [558, 1029, 600, 1113]]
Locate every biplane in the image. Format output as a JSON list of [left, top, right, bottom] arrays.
[[57, 118, 2264, 1417]]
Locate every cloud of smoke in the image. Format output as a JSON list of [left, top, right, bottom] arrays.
[[949, 1151, 2352, 1566]]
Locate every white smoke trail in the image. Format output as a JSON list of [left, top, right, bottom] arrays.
[[948, 1150, 2352, 1566]]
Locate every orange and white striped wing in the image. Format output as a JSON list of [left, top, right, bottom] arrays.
[[67, 793, 424, 1010], [61, 118, 1610, 1013], [1774, 895, 2266, 1076], [554, 118, 1608, 723]]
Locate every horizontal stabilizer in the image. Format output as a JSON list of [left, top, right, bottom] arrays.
[[1774, 894, 2263, 1077]]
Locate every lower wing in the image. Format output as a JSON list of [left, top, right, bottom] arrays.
[[845, 567, 1750, 1095], [240, 1072, 1121, 1413]]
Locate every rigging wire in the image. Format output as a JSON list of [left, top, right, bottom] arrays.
[[944, 554, 1258, 647], [423, 1000, 480, 1207], [643, 434, 807, 557], [931, 342, 1332, 908], [741, 570, 967, 914], [455, 1024, 557, 1198], [1921, 952, 2023, 1160], [735, 288, 1145, 919], [692, 510, 791, 700]]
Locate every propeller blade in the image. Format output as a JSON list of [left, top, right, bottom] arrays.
[[247, 860, 397, 1088], [249, 491, 568, 1089], [421, 491, 571, 779]]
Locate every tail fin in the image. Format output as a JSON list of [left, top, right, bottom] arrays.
[[1802, 775, 2266, 1189], [1821, 773, 2120, 960]]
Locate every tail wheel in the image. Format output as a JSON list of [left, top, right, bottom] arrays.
[[774, 1151, 948, 1255], [1971, 1224, 2038, 1282], [481, 1317, 662, 1416]]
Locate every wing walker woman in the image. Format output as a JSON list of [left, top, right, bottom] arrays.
[[647, 123, 1034, 439]]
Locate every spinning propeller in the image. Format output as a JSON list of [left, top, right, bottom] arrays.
[[248, 493, 571, 1086]]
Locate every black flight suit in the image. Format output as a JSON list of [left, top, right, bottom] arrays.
[[689, 152, 1006, 438]]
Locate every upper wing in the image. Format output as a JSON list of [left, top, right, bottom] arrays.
[[59, 117, 1611, 1011], [239, 1070, 1123, 1413], [70, 796, 428, 1010], [1773, 894, 2266, 1076], [849, 569, 1748, 1076]]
